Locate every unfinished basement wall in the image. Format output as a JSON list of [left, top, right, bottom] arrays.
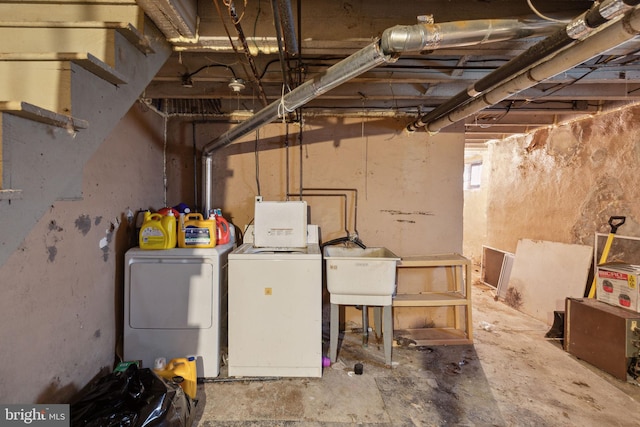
[[482, 103, 640, 256], [166, 116, 465, 330], [0, 102, 166, 404], [463, 148, 490, 265], [167, 116, 465, 257]]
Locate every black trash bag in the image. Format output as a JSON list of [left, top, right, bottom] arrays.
[[71, 364, 194, 427]]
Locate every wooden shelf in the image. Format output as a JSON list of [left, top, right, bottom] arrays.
[[394, 327, 472, 346], [393, 292, 470, 307], [392, 253, 473, 345]]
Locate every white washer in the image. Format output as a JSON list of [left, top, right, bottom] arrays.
[[123, 241, 235, 377], [228, 234, 322, 377]]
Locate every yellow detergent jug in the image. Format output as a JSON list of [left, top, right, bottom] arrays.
[[139, 211, 177, 249], [178, 213, 216, 248], [153, 356, 197, 399]]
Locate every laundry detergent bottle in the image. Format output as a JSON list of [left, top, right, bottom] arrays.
[[162, 210, 177, 249], [139, 211, 177, 249], [213, 208, 231, 245], [153, 356, 197, 399], [178, 213, 216, 248]]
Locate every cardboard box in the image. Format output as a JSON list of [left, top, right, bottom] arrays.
[[596, 263, 640, 312]]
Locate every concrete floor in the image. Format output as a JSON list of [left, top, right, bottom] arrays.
[[192, 282, 640, 426]]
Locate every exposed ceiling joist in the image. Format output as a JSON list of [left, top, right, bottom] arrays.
[[141, 0, 640, 145]]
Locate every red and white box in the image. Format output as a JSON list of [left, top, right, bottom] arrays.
[[596, 263, 640, 312]]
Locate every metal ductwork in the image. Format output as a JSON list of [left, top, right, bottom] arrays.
[[407, 0, 640, 133], [380, 18, 557, 52], [201, 17, 559, 214], [201, 41, 391, 214], [423, 5, 640, 134]]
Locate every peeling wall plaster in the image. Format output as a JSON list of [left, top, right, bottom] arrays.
[[75, 214, 92, 235], [0, 104, 165, 404], [472, 104, 640, 258], [45, 219, 64, 262]]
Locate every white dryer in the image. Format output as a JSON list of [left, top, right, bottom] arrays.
[[123, 241, 235, 377]]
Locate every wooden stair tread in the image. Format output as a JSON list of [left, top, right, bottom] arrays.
[[0, 53, 128, 85], [0, 189, 23, 201], [0, 0, 136, 4], [0, 101, 88, 129], [0, 21, 153, 54], [0, 2, 142, 28]]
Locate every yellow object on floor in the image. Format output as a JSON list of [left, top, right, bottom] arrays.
[[154, 356, 197, 399]]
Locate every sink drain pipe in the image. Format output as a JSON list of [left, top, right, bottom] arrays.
[[406, 0, 640, 133], [422, 5, 640, 134], [201, 17, 556, 214]]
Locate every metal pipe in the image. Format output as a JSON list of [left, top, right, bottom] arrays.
[[287, 193, 350, 236], [299, 187, 360, 236], [285, 123, 290, 200], [277, 0, 298, 56], [407, 0, 640, 132], [425, 5, 640, 134], [202, 155, 213, 215], [298, 116, 303, 199], [201, 17, 557, 214], [270, 0, 291, 88], [192, 121, 198, 210], [362, 306, 369, 347], [380, 18, 557, 53], [200, 46, 392, 213], [203, 42, 390, 157]]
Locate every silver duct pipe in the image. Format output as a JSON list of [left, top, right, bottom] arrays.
[[201, 17, 557, 214], [205, 42, 392, 156], [425, 5, 640, 134], [407, 0, 640, 132], [380, 18, 557, 52], [202, 41, 391, 213]]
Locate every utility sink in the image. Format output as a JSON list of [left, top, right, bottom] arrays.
[[324, 246, 400, 305]]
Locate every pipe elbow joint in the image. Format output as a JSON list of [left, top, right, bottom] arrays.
[[380, 24, 438, 54]]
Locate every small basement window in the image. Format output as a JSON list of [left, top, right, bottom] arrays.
[[464, 161, 482, 190]]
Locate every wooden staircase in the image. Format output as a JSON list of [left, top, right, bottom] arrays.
[[0, 0, 172, 267]]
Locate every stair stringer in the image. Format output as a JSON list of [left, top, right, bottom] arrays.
[[0, 21, 172, 269]]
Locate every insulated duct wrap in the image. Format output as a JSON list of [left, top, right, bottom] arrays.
[[381, 19, 555, 53]]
